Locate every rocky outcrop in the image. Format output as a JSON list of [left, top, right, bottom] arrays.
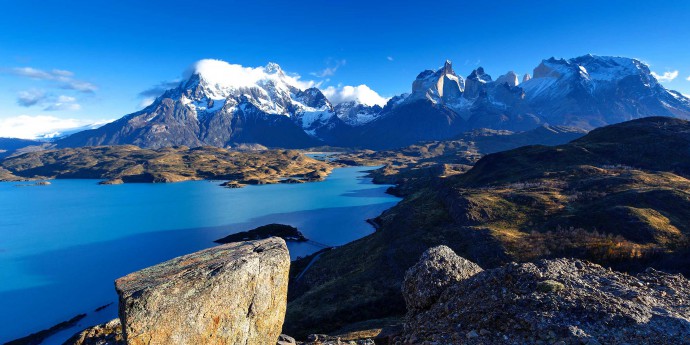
[[292, 334, 375, 345], [5, 314, 86, 345], [115, 238, 290, 345], [63, 319, 124, 345], [402, 245, 483, 312], [462, 67, 492, 99], [401, 247, 690, 344], [410, 60, 465, 104]]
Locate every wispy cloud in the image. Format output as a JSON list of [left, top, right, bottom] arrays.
[[138, 80, 181, 98], [311, 59, 346, 78], [5, 67, 97, 92], [651, 70, 679, 82], [464, 59, 481, 66], [0, 115, 111, 139], [44, 95, 81, 111], [17, 89, 47, 107], [16, 89, 81, 111], [686, 75, 690, 81], [387, 56, 394, 61]]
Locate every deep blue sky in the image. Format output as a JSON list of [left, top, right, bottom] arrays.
[[1, 0, 690, 137]]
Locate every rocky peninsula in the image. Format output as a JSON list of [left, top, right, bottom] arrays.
[[0, 145, 332, 186], [215, 224, 307, 244]]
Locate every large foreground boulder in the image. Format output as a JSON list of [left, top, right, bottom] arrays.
[[402, 248, 690, 344], [115, 238, 290, 345]]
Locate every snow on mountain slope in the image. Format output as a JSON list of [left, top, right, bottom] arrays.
[[332, 101, 383, 126], [142, 59, 344, 138], [519, 55, 690, 127]]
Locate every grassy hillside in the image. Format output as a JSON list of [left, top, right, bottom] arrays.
[[284, 117, 690, 336]]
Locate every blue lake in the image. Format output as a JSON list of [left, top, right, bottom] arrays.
[[0, 166, 400, 344]]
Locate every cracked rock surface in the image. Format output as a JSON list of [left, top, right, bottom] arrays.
[[115, 237, 290, 345], [401, 246, 690, 344]]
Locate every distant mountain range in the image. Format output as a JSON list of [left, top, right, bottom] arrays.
[[56, 55, 690, 150]]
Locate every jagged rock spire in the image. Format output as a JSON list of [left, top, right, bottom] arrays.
[[442, 60, 454, 75]]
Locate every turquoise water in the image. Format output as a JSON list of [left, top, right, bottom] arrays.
[[0, 166, 400, 343]]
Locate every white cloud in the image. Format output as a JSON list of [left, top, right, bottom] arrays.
[[57, 95, 76, 103], [5, 67, 97, 93], [51, 69, 74, 77], [387, 56, 394, 61], [60, 80, 97, 93], [651, 70, 679, 82], [686, 75, 690, 81], [185, 59, 317, 91], [321, 84, 389, 107], [0, 115, 111, 139]]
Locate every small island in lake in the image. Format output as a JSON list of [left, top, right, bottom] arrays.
[[214, 224, 307, 244]]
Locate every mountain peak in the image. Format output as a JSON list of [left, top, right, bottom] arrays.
[[532, 55, 651, 81], [264, 62, 283, 74], [467, 67, 492, 83], [495, 71, 519, 87], [442, 60, 454, 75]]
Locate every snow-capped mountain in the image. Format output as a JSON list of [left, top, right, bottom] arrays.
[[520, 55, 690, 128], [59, 60, 345, 148], [332, 101, 383, 126], [58, 55, 690, 150], [354, 55, 690, 148]]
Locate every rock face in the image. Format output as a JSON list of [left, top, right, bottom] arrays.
[[402, 248, 690, 344], [495, 71, 519, 87], [115, 238, 290, 345], [402, 245, 483, 312]]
